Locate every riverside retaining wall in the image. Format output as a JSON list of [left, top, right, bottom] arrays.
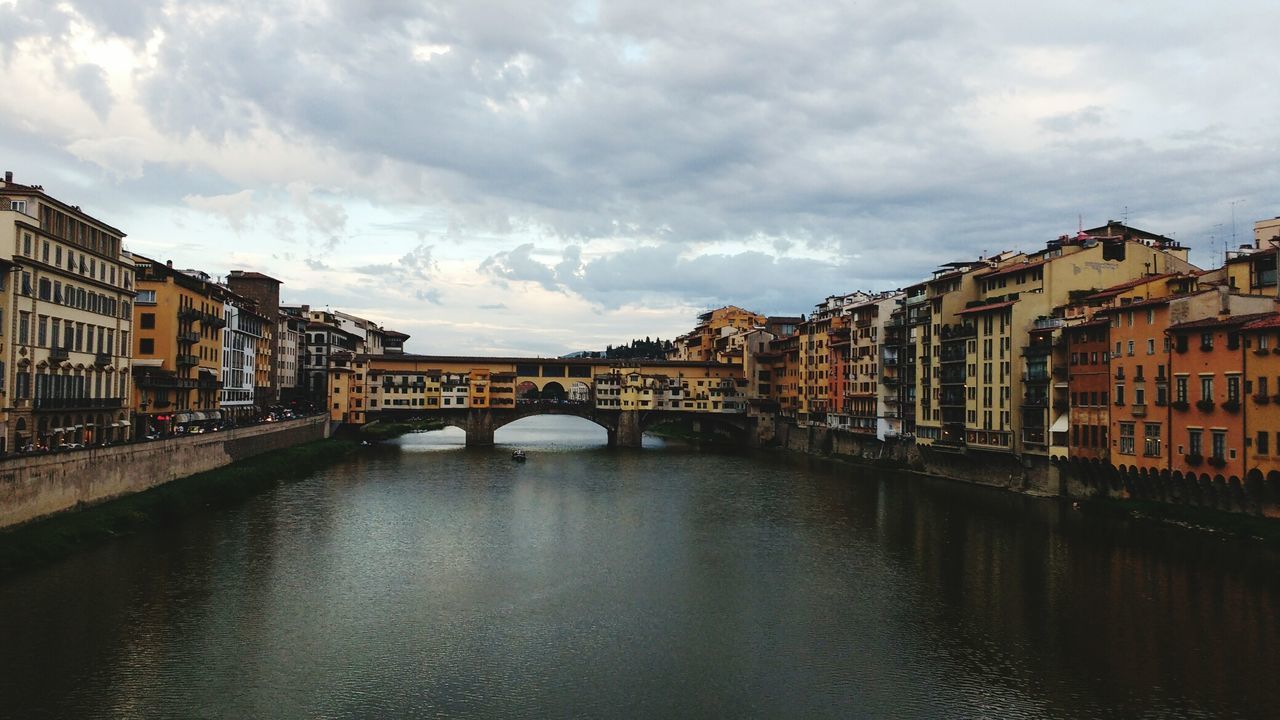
[[768, 419, 1062, 498], [0, 416, 329, 529]]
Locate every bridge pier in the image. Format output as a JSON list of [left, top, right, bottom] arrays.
[[464, 409, 495, 447], [610, 410, 643, 449]]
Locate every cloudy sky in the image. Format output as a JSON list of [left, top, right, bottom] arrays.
[[3, 1, 1279, 355]]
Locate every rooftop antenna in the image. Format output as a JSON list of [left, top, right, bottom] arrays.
[[1230, 198, 1247, 248], [1121, 206, 1130, 224]]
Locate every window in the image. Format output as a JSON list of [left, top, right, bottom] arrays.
[[1144, 424, 1161, 457], [1147, 308, 1155, 324], [10, 200, 26, 213], [1189, 429, 1203, 457], [1228, 376, 1241, 402], [1201, 332, 1213, 350], [139, 338, 154, 354], [1260, 377, 1270, 397], [1115, 384, 1125, 405], [1119, 422, 1135, 454], [1127, 340, 1135, 356], [1135, 385, 1145, 406], [140, 313, 156, 329], [1211, 430, 1226, 460], [18, 311, 29, 345], [1201, 376, 1214, 401], [1176, 377, 1188, 403], [137, 289, 157, 304], [1259, 431, 1271, 456], [1147, 339, 1156, 355]]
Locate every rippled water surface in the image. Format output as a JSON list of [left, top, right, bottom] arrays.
[[2, 416, 1279, 718]]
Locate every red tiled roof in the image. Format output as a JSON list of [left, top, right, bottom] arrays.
[[1084, 273, 1178, 300], [1168, 312, 1278, 331], [956, 300, 1017, 315], [977, 259, 1046, 281], [1242, 313, 1280, 331], [1093, 295, 1177, 314]]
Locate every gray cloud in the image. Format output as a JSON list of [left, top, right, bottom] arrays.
[[8, 0, 1280, 347]]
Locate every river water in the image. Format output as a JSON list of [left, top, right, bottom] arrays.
[[1, 416, 1278, 719]]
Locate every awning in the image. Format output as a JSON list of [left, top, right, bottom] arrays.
[[175, 413, 191, 424], [133, 358, 164, 367], [1050, 414, 1069, 433], [191, 412, 206, 421], [114, 421, 129, 427], [207, 411, 222, 420]]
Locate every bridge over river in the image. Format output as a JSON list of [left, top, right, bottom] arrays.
[[326, 354, 755, 447]]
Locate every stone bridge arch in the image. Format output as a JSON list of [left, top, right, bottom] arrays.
[[430, 405, 751, 448]]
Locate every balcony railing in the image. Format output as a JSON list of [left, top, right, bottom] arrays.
[[48, 347, 69, 361], [94, 352, 112, 366], [178, 331, 200, 344], [177, 354, 200, 366], [1032, 317, 1065, 330], [33, 397, 124, 410]]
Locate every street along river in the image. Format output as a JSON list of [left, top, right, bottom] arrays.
[[1, 416, 1277, 718]]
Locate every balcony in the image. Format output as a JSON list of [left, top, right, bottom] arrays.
[[1195, 399, 1215, 412], [1021, 343, 1052, 358], [48, 347, 69, 361], [1021, 396, 1048, 408], [94, 352, 111, 367], [178, 307, 202, 321], [33, 397, 124, 410], [1032, 317, 1065, 330], [177, 354, 200, 366], [1131, 404, 1147, 417], [1023, 370, 1051, 382], [178, 331, 200, 344]]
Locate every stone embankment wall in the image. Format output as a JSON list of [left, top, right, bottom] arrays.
[[0, 416, 329, 529], [766, 419, 1062, 498]]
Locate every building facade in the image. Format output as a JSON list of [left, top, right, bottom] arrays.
[[131, 256, 225, 436], [0, 173, 136, 450]]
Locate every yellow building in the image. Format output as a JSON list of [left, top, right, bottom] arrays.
[[0, 172, 137, 450], [949, 226, 1197, 454], [130, 254, 226, 435], [909, 258, 999, 446], [329, 355, 744, 425], [670, 305, 767, 364]]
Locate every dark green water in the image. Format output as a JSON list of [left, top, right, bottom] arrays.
[[1, 416, 1278, 719]]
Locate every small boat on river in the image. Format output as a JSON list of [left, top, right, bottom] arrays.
[[511, 449, 527, 462]]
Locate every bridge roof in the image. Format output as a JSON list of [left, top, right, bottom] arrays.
[[353, 354, 738, 369]]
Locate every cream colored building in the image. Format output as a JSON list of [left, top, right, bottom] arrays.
[[0, 173, 136, 450]]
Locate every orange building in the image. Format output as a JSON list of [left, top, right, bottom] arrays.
[[1166, 314, 1269, 480], [1064, 318, 1110, 462], [1240, 314, 1280, 511]]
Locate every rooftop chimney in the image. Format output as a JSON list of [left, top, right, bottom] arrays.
[[166, 260, 173, 268], [3, 171, 11, 183]]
